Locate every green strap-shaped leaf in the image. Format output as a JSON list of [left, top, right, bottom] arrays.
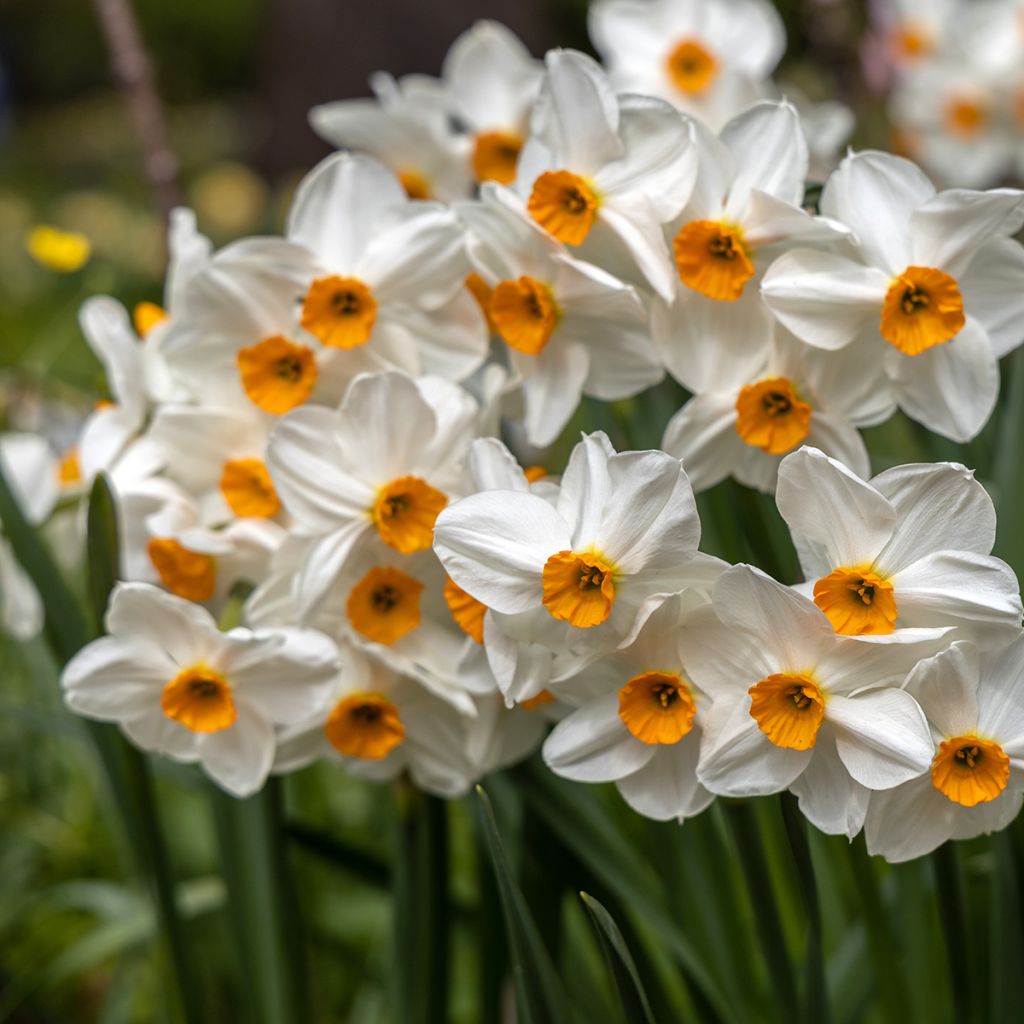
[[580, 892, 656, 1024], [475, 785, 575, 1024], [86, 472, 121, 636]]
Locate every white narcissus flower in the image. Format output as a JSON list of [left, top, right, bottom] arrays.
[[589, 0, 786, 129], [458, 184, 663, 447], [865, 640, 1024, 863], [61, 583, 340, 797], [661, 326, 891, 493], [776, 447, 1022, 648], [761, 150, 1024, 442], [310, 72, 470, 202], [266, 371, 477, 617], [543, 592, 717, 822], [438, 21, 543, 188], [652, 101, 846, 393], [512, 49, 698, 301], [434, 431, 712, 657], [686, 565, 945, 838], [286, 153, 488, 384]]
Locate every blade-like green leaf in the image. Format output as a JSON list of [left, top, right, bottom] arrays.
[[85, 472, 120, 635], [475, 785, 575, 1024], [580, 892, 656, 1024], [392, 784, 450, 1024]]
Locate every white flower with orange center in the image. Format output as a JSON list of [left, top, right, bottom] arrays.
[[310, 70, 471, 202], [437, 21, 542, 187], [434, 431, 706, 656], [775, 447, 1022, 648], [61, 583, 339, 797], [865, 640, 1024, 862], [588, 0, 786, 129], [511, 49, 698, 301], [686, 565, 943, 838], [543, 591, 718, 822], [661, 325, 892, 493], [265, 371, 476, 618], [458, 184, 662, 446], [761, 150, 1024, 442], [285, 153, 487, 384], [652, 101, 847, 393]]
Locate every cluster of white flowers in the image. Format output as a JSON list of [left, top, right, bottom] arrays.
[[870, 0, 1024, 188], [6, 1, 1024, 861]]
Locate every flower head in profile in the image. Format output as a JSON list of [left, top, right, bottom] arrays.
[[434, 431, 707, 655], [61, 583, 339, 797], [775, 447, 1022, 648], [761, 150, 1024, 442], [687, 565, 945, 838], [866, 640, 1024, 862]]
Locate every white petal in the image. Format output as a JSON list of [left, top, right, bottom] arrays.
[[721, 100, 808, 210], [978, 636, 1024, 750], [760, 249, 890, 350], [910, 188, 1024, 278], [829, 689, 933, 789], [615, 741, 711, 822], [433, 490, 572, 614], [597, 191, 678, 301], [775, 446, 895, 576], [959, 238, 1024, 358], [887, 317, 999, 443], [105, 582, 219, 665], [0, 433, 59, 524], [62, 635, 171, 721], [864, 776, 959, 863], [543, 692, 656, 782], [197, 701, 275, 798], [903, 642, 980, 740], [820, 150, 934, 274], [517, 340, 591, 448], [679, 604, 777, 697], [789, 728, 870, 838], [556, 430, 615, 541], [661, 393, 741, 494]]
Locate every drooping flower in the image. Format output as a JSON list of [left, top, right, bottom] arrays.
[[61, 583, 340, 797], [775, 447, 1022, 648]]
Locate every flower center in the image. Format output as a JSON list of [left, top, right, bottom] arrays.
[[618, 670, 697, 745], [931, 734, 1009, 807], [888, 22, 933, 62], [301, 275, 378, 350], [324, 692, 406, 760], [748, 673, 826, 750], [813, 565, 897, 635], [880, 266, 965, 355], [443, 577, 487, 644], [664, 38, 719, 95], [220, 458, 281, 519], [398, 169, 432, 200], [521, 689, 555, 710], [489, 275, 561, 355], [236, 335, 317, 414], [58, 448, 82, 488], [541, 549, 617, 629], [147, 538, 216, 603], [133, 301, 168, 338], [527, 170, 600, 245], [371, 475, 448, 553], [735, 377, 812, 455], [673, 220, 755, 302], [347, 566, 424, 645], [161, 665, 236, 733], [472, 130, 524, 185], [944, 96, 988, 139]]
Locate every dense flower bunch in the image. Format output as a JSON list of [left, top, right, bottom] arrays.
[[6, 0, 1024, 864], [868, 0, 1024, 188]]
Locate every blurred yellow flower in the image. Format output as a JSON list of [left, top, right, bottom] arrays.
[[25, 225, 91, 273]]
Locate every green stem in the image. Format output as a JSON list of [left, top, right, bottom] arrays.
[[932, 842, 972, 1023], [780, 793, 829, 1024], [724, 800, 798, 1021], [393, 781, 450, 1024], [212, 779, 308, 1024]]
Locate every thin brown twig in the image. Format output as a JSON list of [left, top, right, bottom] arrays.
[[91, 0, 183, 222]]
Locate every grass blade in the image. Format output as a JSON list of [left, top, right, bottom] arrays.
[[393, 783, 450, 1024], [580, 892, 656, 1024], [475, 785, 574, 1024], [932, 842, 972, 1022]]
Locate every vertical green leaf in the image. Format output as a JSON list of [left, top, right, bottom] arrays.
[[932, 842, 972, 1022], [580, 892, 656, 1024], [393, 782, 450, 1024], [475, 785, 574, 1024]]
